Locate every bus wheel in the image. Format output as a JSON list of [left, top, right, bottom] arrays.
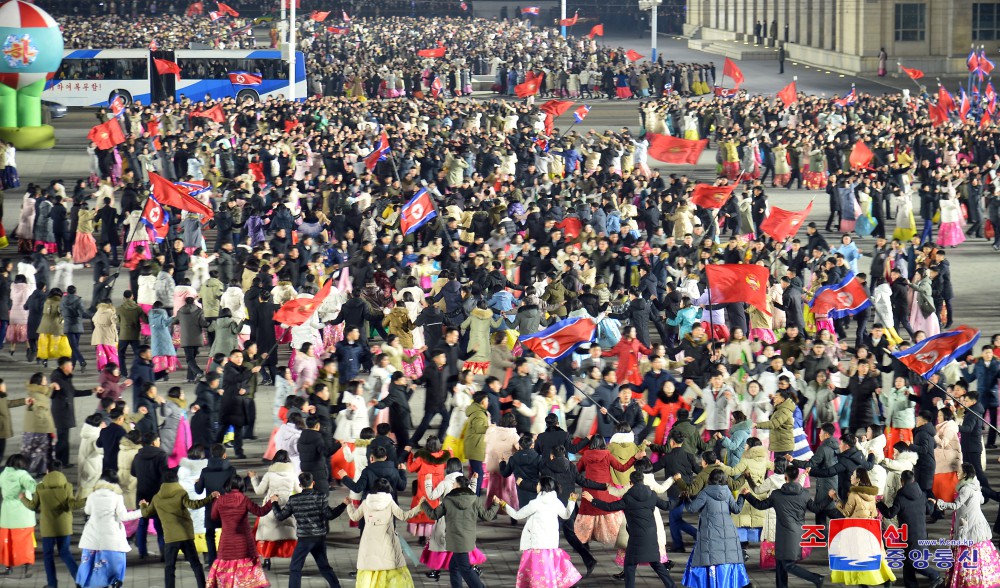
[[237, 89, 259, 103], [109, 90, 133, 106]]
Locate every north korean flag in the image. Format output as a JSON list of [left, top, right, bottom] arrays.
[[573, 105, 591, 123], [519, 317, 597, 363], [364, 130, 390, 171], [808, 272, 871, 320], [400, 188, 437, 235], [521, 6, 540, 14], [833, 87, 856, 108], [141, 195, 171, 243], [228, 71, 262, 86], [892, 325, 980, 378]]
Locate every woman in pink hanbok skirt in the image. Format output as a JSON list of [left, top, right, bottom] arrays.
[[936, 464, 1000, 588], [502, 478, 583, 588]]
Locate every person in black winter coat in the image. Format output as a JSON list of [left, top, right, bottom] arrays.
[[131, 432, 169, 558], [505, 359, 535, 434], [414, 304, 446, 351], [649, 429, 702, 551], [274, 471, 348, 588], [339, 444, 406, 500], [194, 373, 222, 438], [741, 465, 825, 588], [876, 470, 943, 588], [372, 372, 413, 457], [806, 433, 876, 501], [612, 289, 655, 348], [195, 443, 238, 566], [540, 444, 608, 576], [534, 414, 576, 462], [412, 350, 452, 446], [25, 283, 47, 362], [911, 411, 938, 499], [499, 434, 542, 507], [134, 382, 163, 439], [298, 416, 336, 494], [50, 358, 100, 465], [608, 385, 651, 441], [957, 392, 987, 487], [585, 470, 678, 588], [219, 349, 259, 458], [834, 361, 881, 433]]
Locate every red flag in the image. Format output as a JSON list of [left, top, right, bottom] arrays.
[[777, 81, 797, 108], [559, 12, 578, 26], [759, 201, 814, 241], [148, 172, 215, 220], [982, 109, 992, 129], [892, 325, 980, 378], [646, 133, 709, 165], [284, 120, 300, 133], [899, 65, 923, 80], [342, 10, 350, 21], [928, 102, 947, 127], [154, 58, 181, 79], [723, 57, 744, 87], [515, 75, 543, 98], [194, 104, 226, 123], [689, 183, 737, 209], [185, 2, 204, 16], [938, 86, 956, 113], [539, 99, 573, 116], [217, 2, 239, 16], [543, 114, 555, 135], [326, 26, 349, 34], [310, 10, 330, 21], [625, 50, 644, 62], [87, 119, 126, 150], [706, 264, 770, 316], [400, 188, 438, 235], [209, 11, 224, 20], [849, 140, 874, 169], [273, 278, 336, 327], [141, 195, 171, 243], [431, 77, 443, 98], [417, 47, 446, 58], [587, 24, 604, 39]]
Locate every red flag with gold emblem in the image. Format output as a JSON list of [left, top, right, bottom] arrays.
[[759, 201, 814, 241], [706, 264, 770, 315], [690, 183, 737, 209], [273, 277, 336, 326], [647, 133, 709, 165]]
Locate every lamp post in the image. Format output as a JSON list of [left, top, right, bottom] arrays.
[[288, 0, 296, 101], [639, 0, 662, 62]]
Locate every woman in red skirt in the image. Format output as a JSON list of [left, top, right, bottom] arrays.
[[206, 475, 275, 588]]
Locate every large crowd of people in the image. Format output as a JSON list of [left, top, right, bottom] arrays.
[[1, 11, 1000, 588]]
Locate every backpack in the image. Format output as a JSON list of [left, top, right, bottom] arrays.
[[605, 211, 621, 235], [596, 317, 622, 349]]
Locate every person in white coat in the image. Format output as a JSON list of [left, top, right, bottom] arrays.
[[77, 414, 105, 500], [334, 381, 370, 443], [935, 464, 1000, 587], [249, 450, 301, 570], [346, 479, 425, 585], [177, 447, 209, 553], [501, 476, 583, 588], [274, 413, 304, 474], [75, 473, 144, 588]]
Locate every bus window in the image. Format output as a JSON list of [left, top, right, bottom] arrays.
[[177, 58, 288, 81], [54, 58, 148, 81]]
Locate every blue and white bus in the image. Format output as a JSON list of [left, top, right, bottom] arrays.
[[42, 49, 307, 106]]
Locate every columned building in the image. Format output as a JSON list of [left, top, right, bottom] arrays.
[[684, 0, 990, 75]]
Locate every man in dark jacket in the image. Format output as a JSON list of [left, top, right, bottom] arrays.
[[586, 471, 678, 587], [958, 391, 987, 486], [60, 285, 91, 371], [25, 282, 47, 362], [876, 470, 944, 588], [298, 416, 335, 494], [963, 346, 1000, 447], [333, 327, 367, 384], [650, 429, 701, 552], [339, 445, 406, 500], [273, 471, 348, 588], [742, 465, 825, 588], [539, 444, 606, 577], [372, 372, 413, 458], [195, 443, 237, 567], [835, 361, 881, 433], [534, 413, 573, 462], [790, 422, 839, 524], [577, 367, 619, 439], [50, 358, 100, 465], [132, 432, 169, 558], [130, 345, 155, 407], [331, 291, 384, 347], [219, 349, 259, 458], [505, 359, 535, 433], [806, 433, 876, 501], [608, 385, 650, 440], [912, 411, 937, 503], [412, 350, 452, 446], [635, 356, 676, 406], [499, 434, 542, 507]]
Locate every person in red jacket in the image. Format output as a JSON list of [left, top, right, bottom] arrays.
[[602, 325, 653, 386], [205, 474, 277, 588]]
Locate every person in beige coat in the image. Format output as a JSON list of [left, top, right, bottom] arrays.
[[0, 380, 27, 462], [347, 480, 425, 584], [116, 430, 142, 509], [90, 301, 119, 370], [249, 453, 301, 569]]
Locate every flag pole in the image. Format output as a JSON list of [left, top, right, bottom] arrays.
[[550, 364, 622, 426], [897, 62, 924, 93]]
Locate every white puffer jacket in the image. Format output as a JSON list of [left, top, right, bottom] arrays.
[[504, 490, 576, 550], [79, 482, 143, 552]]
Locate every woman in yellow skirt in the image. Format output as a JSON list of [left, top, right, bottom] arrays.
[[442, 370, 476, 461], [0, 454, 37, 577], [347, 479, 424, 587], [37, 289, 71, 367]]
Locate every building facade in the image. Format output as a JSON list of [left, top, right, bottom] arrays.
[[684, 0, 989, 75]]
